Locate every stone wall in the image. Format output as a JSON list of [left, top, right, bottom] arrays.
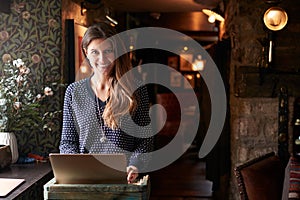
[[225, 0, 300, 199]]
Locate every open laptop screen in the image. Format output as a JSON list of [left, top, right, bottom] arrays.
[[49, 153, 127, 184]]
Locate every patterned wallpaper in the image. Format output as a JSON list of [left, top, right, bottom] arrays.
[[0, 0, 63, 156]]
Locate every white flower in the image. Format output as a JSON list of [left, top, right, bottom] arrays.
[[0, 57, 61, 132], [16, 75, 23, 83], [13, 58, 24, 68], [19, 66, 30, 75], [36, 94, 42, 100], [13, 101, 22, 110], [0, 98, 6, 106], [44, 87, 53, 96]]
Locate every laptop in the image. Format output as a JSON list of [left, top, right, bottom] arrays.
[[49, 153, 128, 184]]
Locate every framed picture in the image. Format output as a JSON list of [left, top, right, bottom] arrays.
[[168, 56, 179, 70], [170, 71, 182, 87], [180, 53, 193, 71], [183, 73, 195, 89]]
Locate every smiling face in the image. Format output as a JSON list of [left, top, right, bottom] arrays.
[[85, 38, 115, 77]]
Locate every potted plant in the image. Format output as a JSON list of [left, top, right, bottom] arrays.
[[0, 55, 60, 163]]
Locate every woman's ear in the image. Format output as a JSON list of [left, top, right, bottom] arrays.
[[83, 48, 88, 57], [84, 57, 92, 68]]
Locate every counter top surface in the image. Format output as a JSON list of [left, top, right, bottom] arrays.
[[0, 162, 53, 199]]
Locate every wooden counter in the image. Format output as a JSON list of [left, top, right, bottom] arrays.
[[44, 177, 150, 200], [0, 162, 53, 199]]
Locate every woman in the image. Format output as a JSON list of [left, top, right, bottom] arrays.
[[59, 22, 153, 183]]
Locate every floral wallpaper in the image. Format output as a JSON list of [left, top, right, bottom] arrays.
[[0, 0, 63, 155]]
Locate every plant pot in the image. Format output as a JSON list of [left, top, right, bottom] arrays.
[[0, 132, 19, 163], [0, 145, 12, 169]]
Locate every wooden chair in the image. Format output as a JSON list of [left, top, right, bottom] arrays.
[[234, 152, 286, 200]]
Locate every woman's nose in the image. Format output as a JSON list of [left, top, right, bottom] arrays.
[[97, 52, 107, 62]]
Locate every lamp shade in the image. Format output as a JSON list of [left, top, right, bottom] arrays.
[[263, 7, 288, 31], [202, 8, 225, 22]]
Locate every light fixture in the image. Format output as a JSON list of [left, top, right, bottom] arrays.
[[258, 4, 288, 82], [262, 6, 288, 66], [192, 55, 205, 71], [202, 8, 225, 23], [105, 15, 118, 26], [150, 12, 161, 20], [80, 0, 103, 16], [81, 2, 87, 15], [80, 65, 89, 74], [263, 7, 288, 31]]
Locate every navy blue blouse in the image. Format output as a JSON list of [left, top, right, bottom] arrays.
[[59, 77, 153, 171]]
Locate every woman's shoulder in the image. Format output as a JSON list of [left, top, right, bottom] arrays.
[[66, 78, 89, 93], [134, 79, 148, 93]]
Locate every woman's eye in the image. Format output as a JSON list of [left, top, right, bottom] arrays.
[[104, 49, 113, 54], [90, 50, 98, 55]]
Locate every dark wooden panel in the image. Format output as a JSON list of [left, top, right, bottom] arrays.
[[234, 66, 300, 97]]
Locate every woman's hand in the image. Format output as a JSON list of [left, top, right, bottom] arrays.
[[127, 165, 139, 183]]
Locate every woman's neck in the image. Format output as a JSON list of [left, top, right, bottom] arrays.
[[91, 75, 110, 102]]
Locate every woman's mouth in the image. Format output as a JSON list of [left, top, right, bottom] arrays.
[[97, 63, 111, 68]]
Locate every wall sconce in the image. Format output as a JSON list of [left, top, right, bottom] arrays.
[[258, 5, 288, 84], [80, 0, 103, 16], [263, 7, 288, 31], [262, 6, 288, 65], [81, 2, 87, 15], [105, 15, 118, 26], [104, 7, 118, 26], [202, 8, 225, 23], [192, 55, 205, 71]]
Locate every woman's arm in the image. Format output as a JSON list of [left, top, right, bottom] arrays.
[[128, 85, 154, 172], [59, 85, 79, 153]]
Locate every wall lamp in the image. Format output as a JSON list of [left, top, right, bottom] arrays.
[[202, 8, 225, 23], [262, 6, 288, 65], [80, 0, 102, 16], [105, 15, 118, 26], [263, 7, 288, 31], [192, 55, 205, 71], [81, 2, 87, 15], [258, 4, 288, 84]]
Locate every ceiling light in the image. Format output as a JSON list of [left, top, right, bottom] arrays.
[[105, 15, 118, 25], [202, 8, 225, 22]]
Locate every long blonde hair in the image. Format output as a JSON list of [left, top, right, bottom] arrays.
[[81, 22, 137, 129]]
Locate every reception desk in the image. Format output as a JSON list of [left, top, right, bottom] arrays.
[[44, 177, 150, 200], [0, 162, 53, 199]]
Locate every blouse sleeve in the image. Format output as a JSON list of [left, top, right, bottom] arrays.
[[128, 85, 154, 172], [59, 84, 80, 153]]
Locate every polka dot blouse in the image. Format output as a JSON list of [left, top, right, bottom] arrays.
[[59, 77, 154, 171]]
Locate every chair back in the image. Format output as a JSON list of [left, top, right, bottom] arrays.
[[234, 152, 285, 200]]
